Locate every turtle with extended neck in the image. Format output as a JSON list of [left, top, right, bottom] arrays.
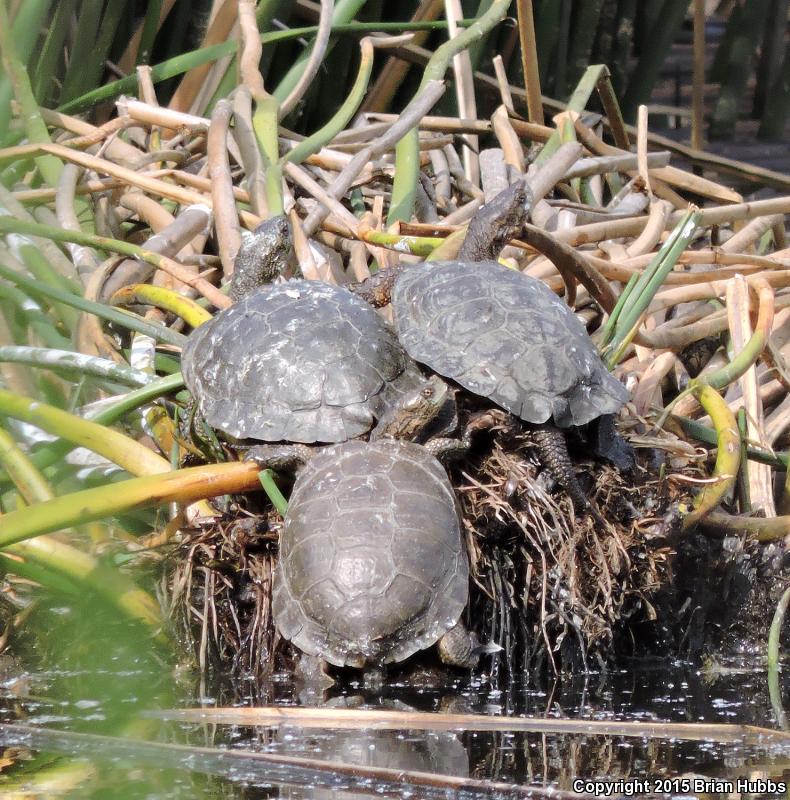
[[349, 179, 632, 514], [180, 218, 464, 446]]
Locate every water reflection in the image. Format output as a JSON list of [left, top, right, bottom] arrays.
[[3, 616, 790, 799], [275, 698, 468, 800]]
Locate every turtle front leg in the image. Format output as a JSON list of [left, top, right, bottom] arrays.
[[426, 411, 499, 462], [532, 424, 606, 526], [425, 428, 473, 462], [243, 443, 313, 471]]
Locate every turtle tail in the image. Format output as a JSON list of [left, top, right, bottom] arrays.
[[532, 424, 607, 527]]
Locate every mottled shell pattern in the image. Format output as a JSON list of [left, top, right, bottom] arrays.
[[393, 260, 629, 428], [181, 280, 422, 443], [272, 440, 469, 667]]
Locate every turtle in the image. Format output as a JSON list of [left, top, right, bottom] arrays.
[[250, 438, 481, 672], [349, 179, 632, 511], [180, 217, 434, 445]]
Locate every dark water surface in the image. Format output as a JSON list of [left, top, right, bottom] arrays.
[[1, 602, 790, 798]]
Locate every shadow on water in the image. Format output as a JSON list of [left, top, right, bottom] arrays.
[[2, 596, 790, 799]]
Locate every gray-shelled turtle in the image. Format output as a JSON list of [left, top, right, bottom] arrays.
[[182, 279, 428, 443], [254, 439, 479, 670], [351, 180, 631, 509], [180, 217, 432, 444]]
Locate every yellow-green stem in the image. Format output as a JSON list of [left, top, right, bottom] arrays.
[[0, 462, 261, 545], [252, 95, 283, 215], [680, 383, 740, 530], [0, 429, 162, 631], [360, 229, 443, 256], [258, 469, 288, 516], [0, 425, 53, 504], [110, 284, 212, 328], [0, 389, 170, 476]]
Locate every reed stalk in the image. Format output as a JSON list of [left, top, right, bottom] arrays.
[[0, 462, 261, 546], [388, 0, 510, 223]]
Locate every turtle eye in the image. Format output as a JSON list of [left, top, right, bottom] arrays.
[[421, 387, 434, 399]]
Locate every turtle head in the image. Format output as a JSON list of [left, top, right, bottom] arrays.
[[229, 215, 293, 301], [458, 178, 532, 262], [396, 375, 454, 437], [401, 375, 451, 417], [374, 375, 455, 442]]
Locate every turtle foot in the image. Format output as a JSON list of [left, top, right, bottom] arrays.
[[437, 623, 489, 668], [295, 654, 335, 695], [532, 424, 587, 507], [243, 444, 312, 471], [532, 424, 609, 528]]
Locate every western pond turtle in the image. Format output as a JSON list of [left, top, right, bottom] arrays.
[[252, 438, 479, 669], [351, 180, 631, 509], [180, 218, 432, 444]]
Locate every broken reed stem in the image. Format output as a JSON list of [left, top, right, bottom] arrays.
[[726, 276, 775, 516]]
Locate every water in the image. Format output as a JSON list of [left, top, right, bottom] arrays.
[[1, 600, 790, 798]]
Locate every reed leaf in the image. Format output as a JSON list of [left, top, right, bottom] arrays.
[[0, 0, 55, 144], [388, 0, 510, 223], [0, 462, 261, 546], [0, 0, 61, 184], [58, 21, 468, 115], [0, 260, 187, 349], [0, 390, 171, 477], [620, 0, 690, 122], [0, 346, 154, 388]]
